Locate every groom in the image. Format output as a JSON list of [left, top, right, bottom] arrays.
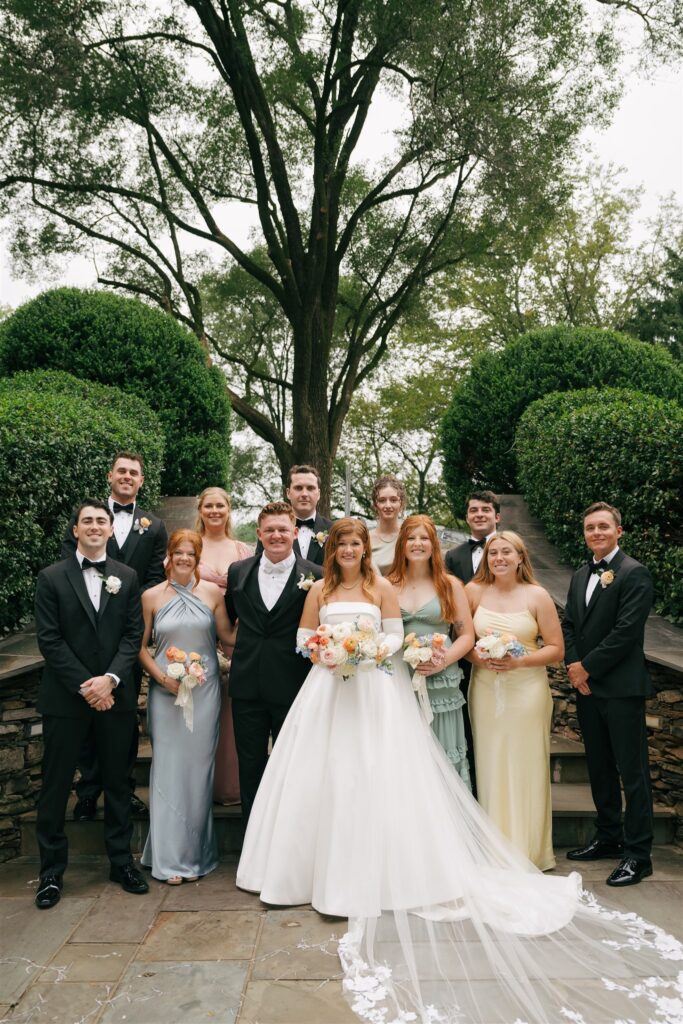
[[227, 501, 323, 822], [563, 501, 655, 886], [34, 501, 148, 908]]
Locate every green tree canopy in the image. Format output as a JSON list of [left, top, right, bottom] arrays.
[[623, 248, 683, 362]]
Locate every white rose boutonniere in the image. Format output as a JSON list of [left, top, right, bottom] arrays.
[[599, 569, 615, 589], [103, 575, 122, 594], [315, 530, 328, 546], [133, 516, 152, 535], [297, 572, 316, 592]]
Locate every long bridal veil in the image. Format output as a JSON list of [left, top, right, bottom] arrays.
[[338, 728, 683, 1024]]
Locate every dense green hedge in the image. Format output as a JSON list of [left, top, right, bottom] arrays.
[[516, 388, 683, 622], [0, 288, 231, 494], [0, 384, 164, 633], [442, 326, 683, 513]]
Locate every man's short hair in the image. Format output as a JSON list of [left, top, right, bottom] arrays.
[[466, 490, 500, 514], [257, 501, 296, 526], [583, 501, 621, 527], [287, 464, 321, 487], [111, 451, 145, 473], [75, 499, 114, 524]]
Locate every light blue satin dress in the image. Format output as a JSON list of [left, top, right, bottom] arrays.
[[401, 596, 471, 789], [141, 581, 221, 880]]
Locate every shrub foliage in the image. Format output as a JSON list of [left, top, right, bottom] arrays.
[[0, 288, 231, 494], [441, 326, 683, 513], [516, 388, 683, 622], [0, 379, 164, 633]]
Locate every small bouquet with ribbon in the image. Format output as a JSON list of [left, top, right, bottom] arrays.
[[165, 646, 208, 731], [296, 614, 393, 680], [475, 630, 526, 717], [401, 632, 448, 725]]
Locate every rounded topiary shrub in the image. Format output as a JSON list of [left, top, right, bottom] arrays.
[[0, 385, 164, 633], [441, 326, 683, 514], [0, 288, 231, 494], [516, 387, 683, 622]]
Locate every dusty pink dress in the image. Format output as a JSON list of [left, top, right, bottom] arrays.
[[199, 540, 253, 804]]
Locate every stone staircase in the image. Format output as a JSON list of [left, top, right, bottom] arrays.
[[19, 734, 677, 858]]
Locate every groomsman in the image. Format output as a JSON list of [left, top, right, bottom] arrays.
[[34, 501, 148, 908], [62, 451, 167, 819], [444, 490, 500, 794], [563, 502, 655, 886], [256, 465, 332, 566], [227, 501, 323, 822]]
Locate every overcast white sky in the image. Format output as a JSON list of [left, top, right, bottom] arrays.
[[1, 58, 681, 309]]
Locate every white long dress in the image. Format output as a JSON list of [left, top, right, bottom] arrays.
[[237, 603, 683, 1024]]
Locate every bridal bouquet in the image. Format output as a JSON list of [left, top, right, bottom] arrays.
[[165, 646, 209, 731], [297, 615, 393, 679], [403, 632, 448, 672], [475, 630, 526, 717]]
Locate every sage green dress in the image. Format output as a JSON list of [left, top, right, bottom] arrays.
[[401, 596, 471, 789]]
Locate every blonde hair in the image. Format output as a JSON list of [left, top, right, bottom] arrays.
[[472, 530, 538, 586], [196, 487, 233, 537], [322, 518, 378, 604]]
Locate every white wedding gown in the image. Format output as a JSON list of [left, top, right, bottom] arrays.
[[237, 603, 683, 1024]]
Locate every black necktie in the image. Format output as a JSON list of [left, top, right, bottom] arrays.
[[468, 538, 485, 549], [589, 559, 609, 573], [112, 502, 134, 514], [296, 518, 315, 529], [81, 558, 106, 572]]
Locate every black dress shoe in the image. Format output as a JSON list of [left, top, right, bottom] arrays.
[[606, 857, 653, 887], [109, 862, 149, 894], [35, 874, 62, 909], [566, 838, 624, 861], [73, 796, 98, 821], [129, 794, 148, 816]]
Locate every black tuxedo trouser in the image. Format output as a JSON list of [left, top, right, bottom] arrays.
[[576, 692, 653, 859], [459, 665, 477, 799], [75, 663, 143, 801], [232, 697, 291, 824], [38, 711, 136, 876]]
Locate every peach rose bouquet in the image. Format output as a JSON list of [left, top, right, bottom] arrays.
[[165, 646, 209, 731]]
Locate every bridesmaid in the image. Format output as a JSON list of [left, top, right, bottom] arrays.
[[368, 475, 406, 575], [140, 530, 234, 883], [196, 487, 253, 805], [465, 531, 564, 870], [388, 515, 475, 786]]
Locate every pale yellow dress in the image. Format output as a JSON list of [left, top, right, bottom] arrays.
[[469, 605, 555, 870]]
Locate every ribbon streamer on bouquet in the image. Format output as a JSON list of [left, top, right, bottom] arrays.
[[174, 676, 198, 731], [413, 675, 434, 725]]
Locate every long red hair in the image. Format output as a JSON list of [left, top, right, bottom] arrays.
[[388, 515, 458, 623], [166, 529, 202, 586]]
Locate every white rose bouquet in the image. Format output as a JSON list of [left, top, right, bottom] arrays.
[[402, 632, 448, 674], [296, 615, 393, 679], [165, 646, 209, 731], [474, 630, 526, 717]]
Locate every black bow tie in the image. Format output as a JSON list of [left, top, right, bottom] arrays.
[[468, 538, 486, 549], [296, 518, 315, 529], [589, 559, 609, 572], [81, 558, 106, 572], [112, 502, 134, 514]]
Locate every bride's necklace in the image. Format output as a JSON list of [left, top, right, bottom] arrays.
[[339, 576, 362, 591]]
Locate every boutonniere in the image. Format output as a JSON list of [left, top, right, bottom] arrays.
[[133, 516, 151, 535], [297, 572, 316, 592], [315, 531, 328, 546], [599, 569, 615, 589], [101, 575, 122, 594]]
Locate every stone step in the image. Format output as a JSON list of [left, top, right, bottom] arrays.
[[20, 782, 676, 857]]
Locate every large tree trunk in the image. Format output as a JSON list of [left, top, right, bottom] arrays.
[[290, 306, 336, 515]]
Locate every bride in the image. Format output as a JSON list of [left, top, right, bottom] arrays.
[[237, 518, 682, 1024]]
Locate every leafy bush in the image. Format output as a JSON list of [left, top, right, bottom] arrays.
[[516, 388, 683, 622], [0, 384, 164, 633], [0, 288, 231, 494], [441, 326, 683, 513]]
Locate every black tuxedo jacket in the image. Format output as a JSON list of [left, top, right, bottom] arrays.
[[62, 504, 167, 591], [562, 550, 654, 699], [35, 555, 143, 718], [255, 513, 332, 567], [444, 541, 476, 584], [226, 554, 323, 706]]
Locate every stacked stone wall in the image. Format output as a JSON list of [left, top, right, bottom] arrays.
[[0, 668, 42, 862]]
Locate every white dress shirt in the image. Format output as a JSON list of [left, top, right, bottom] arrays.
[[76, 549, 103, 611], [471, 531, 497, 575], [259, 552, 296, 611], [585, 546, 619, 606], [296, 518, 316, 559], [109, 496, 135, 549]]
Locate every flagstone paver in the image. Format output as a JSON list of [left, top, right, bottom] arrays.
[[98, 960, 248, 1024], [3, 980, 114, 1024], [252, 909, 346, 981], [160, 863, 263, 912], [38, 943, 137, 983], [238, 979, 358, 1024], [69, 885, 167, 944], [136, 910, 263, 961]]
